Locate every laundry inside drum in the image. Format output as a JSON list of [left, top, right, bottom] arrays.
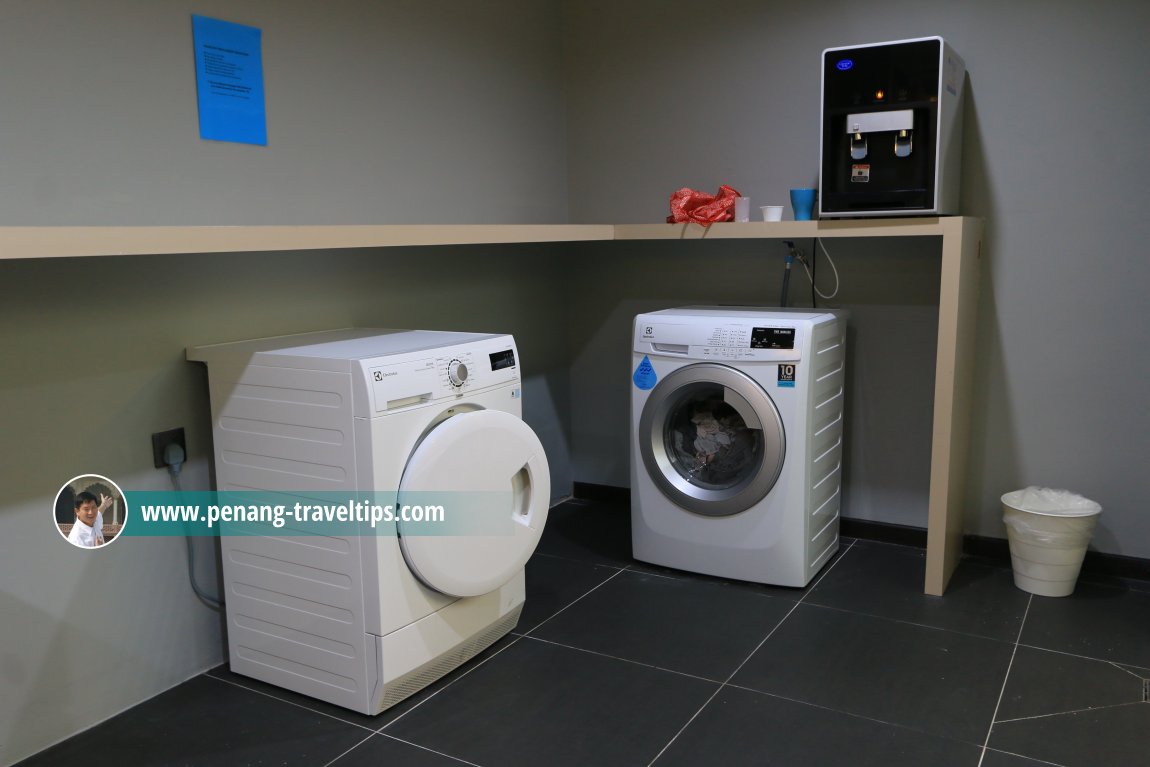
[[664, 386, 761, 491]]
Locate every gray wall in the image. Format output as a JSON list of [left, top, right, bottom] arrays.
[[6, 0, 1150, 761], [565, 238, 941, 534], [564, 0, 1150, 558], [1, 246, 574, 763], [0, 2, 570, 762], [0, 0, 567, 225]]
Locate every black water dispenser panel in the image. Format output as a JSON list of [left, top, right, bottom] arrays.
[[819, 37, 965, 218]]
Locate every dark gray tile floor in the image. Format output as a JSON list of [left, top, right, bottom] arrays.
[[17, 499, 1150, 767]]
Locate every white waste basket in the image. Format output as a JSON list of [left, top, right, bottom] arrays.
[[1001, 487, 1101, 597]]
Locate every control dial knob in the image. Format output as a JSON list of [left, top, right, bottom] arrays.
[[447, 359, 469, 388]]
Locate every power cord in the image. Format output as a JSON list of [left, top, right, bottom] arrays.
[[164, 443, 224, 609]]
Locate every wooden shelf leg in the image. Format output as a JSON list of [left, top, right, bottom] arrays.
[[924, 218, 983, 595]]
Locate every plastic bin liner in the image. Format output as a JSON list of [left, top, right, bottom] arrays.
[[1002, 513, 1096, 546], [1001, 486, 1101, 545], [1002, 486, 1101, 516]]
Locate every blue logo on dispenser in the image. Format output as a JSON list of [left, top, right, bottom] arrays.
[[633, 355, 658, 390], [836, 59, 854, 71]]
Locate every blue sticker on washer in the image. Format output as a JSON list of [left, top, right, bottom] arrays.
[[633, 355, 658, 390]]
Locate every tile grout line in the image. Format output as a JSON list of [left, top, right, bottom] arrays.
[[994, 699, 1147, 724], [319, 730, 484, 767], [621, 539, 857, 597], [376, 633, 526, 733], [718, 537, 856, 681], [203, 673, 380, 734], [977, 593, 1033, 767], [520, 634, 723, 685], [520, 566, 629, 635], [319, 731, 379, 767], [532, 550, 629, 571], [979, 662, 1150, 726], [722, 681, 987, 749], [209, 635, 524, 741], [381, 566, 631, 733], [980, 747, 1067, 767], [620, 564, 693, 581], [792, 537, 857, 608], [642, 599, 808, 766], [642, 683, 727, 767], [1108, 661, 1150, 682], [798, 599, 1024, 646], [645, 538, 858, 766], [209, 558, 629, 745], [367, 733, 485, 767], [1014, 641, 1150, 672]]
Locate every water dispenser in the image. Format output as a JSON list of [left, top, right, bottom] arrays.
[[819, 37, 965, 217]]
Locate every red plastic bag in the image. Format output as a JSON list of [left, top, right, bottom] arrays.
[[667, 185, 741, 226]]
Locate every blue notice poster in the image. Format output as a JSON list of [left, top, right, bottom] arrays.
[[192, 15, 267, 145]]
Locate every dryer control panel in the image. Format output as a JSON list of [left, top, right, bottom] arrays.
[[365, 340, 520, 413]]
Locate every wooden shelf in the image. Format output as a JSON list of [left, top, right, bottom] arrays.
[[0, 224, 615, 260], [2, 217, 982, 596], [0, 219, 974, 260], [615, 217, 965, 240]]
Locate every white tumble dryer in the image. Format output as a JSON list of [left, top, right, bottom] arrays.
[[630, 307, 847, 587], [188, 328, 549, 714]]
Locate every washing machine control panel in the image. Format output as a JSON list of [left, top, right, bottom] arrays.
[[364, 341, 520, 412], [638, 321, 804, 362], [750, 327, 796, 349]]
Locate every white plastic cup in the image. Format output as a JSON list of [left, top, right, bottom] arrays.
[[734, 197, 750, 222], [1001, 488, 1101, 597], [762, 205, 784, 222]]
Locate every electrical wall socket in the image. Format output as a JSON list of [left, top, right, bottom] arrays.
[[151, 428, 186, 469]]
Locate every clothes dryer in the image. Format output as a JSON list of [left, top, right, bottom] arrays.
[[189, 329, 549, 714], [630, 307, 846, 587]]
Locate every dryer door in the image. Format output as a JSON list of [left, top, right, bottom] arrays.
[[639, 363, 785, 517], [396, 409, 550, 598]]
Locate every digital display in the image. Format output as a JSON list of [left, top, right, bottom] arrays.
[[750, 327, 795, 350], [489, 349, 516, 371]]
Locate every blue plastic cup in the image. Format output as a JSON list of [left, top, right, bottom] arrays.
[[790, 188, 817, 221]]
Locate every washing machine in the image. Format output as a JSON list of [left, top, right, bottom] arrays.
[[188, 328, 549, 714], [630, 307, 847, 587]]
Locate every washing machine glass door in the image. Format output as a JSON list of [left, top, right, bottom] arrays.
[[639, 363, 785, 517], [396, 409, 550, 598]]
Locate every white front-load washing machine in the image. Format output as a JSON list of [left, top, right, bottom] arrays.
[[630, 307, 847, 587], [188, 328, 549, 714]]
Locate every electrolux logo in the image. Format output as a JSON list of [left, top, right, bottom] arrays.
[[836, 59, 854, 71]]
